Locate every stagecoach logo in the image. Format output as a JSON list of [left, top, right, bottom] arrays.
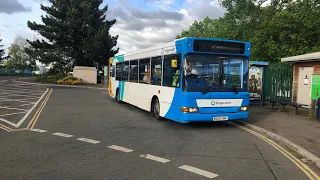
[[211, 100, 232, 106], [161, 47, 176, 54]]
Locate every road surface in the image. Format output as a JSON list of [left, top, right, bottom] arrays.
[[0, 79, 319, 180]]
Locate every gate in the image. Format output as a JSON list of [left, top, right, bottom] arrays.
[[263, 63, 293, 102]]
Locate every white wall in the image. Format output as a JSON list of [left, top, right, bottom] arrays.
[[73, 66, 97, 84]]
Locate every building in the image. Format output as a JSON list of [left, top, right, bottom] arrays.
[[281, 52, 320, 107]]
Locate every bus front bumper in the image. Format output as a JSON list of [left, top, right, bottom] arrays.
[[178, 111, 248, 123]]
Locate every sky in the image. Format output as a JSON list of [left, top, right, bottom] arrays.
[[0, 0, 226, 56]]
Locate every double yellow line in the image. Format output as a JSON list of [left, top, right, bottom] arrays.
[[0, 88, 53, 133], [27, 88, 53, 129], [235, 124, 320, 180], [0, 123, 12, 132]]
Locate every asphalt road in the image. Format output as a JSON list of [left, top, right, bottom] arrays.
[[0, 79, 318, 180]]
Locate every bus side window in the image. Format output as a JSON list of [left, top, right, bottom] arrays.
[[151, 56, 162, 86], [122, 61, 129, 81], [129, 60, 138, 83], [139, 58, 151, 84], [110, 65, 115, 77], [116, 62, 122, 81], [163, 54, 181, 87]]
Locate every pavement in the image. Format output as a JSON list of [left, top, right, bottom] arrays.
[[0, 77, 320, 180], [247, 105, 320, 159]]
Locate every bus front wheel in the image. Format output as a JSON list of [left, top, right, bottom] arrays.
[[153, 98, 163, 120]]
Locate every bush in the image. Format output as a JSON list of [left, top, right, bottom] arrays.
[[71, 79, 82, 85], [36, 75, 62, 83], [36, 74, 83, 85], [63, 79, 74, 84], [62, 75, 77, 82]]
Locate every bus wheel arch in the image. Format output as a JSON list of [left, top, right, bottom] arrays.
[[151, 96, 163, 120]]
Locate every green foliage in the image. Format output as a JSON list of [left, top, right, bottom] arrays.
[[27, 0, 119, 73], [36, 74, 83, 85], [36, 74, 63, 83], [62, 75, 77, 82], [57, 75, 83, 85], [0, 35, 6, 63], [177, 0, 320, 62]]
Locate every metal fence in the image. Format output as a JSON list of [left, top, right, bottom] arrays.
[[263, 63, 293, 102], [0, 68, 34, 76]]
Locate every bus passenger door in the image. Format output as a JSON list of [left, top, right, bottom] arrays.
[[108, 63, 116, 97]]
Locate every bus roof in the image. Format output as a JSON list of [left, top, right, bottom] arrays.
[[112, 37, 250, 61]]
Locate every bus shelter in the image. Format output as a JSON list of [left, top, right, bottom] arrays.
[[249, 61, 269, 104]]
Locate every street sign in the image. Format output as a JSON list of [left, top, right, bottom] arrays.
[[311, 74, 320, 99]]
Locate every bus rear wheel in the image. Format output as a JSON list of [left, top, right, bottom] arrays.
[[153, 98, 162, 120]]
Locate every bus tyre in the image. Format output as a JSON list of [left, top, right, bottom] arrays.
[[153, 98, 162, 120], [116, 89, 121, 103]]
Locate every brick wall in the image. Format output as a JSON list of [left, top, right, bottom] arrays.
[[292, 62, 320, 102]]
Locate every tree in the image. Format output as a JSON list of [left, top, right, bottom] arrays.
[[6, 35, 35, 69], [27, 0, 119, 73], [177, 0, 320, 62], [0, 35, 6, 63]]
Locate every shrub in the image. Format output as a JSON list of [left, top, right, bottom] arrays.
[[62, 75, 77, 82], [36, 74, 83, 85], [36, 74, 63, 83], [63, 79, 74, 84], [57, 79, 63, 84], [71, 79, 82, 85]]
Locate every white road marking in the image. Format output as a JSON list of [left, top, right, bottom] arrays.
[[4, 94, 39, 98], [77, 138, 100, 144], [0, 106, 10, 108], [52, 132, 74, 138], [30, 129, 48, 133], [0, 112, 26, 116], [0, 106, 28, 111], [0, 98, 34, 102], [14, 88, 49, 128], [178, 165, 218, 179], [0, 89, 45, 93], [20, 103, 32, 106], [139, 154, 170, 163], [0, 91, 45, 95], [1, 87, 45, 91], [0, 117, 17, 127], [108, 145, 133, 153]]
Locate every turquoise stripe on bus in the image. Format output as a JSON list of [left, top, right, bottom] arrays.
[[120, 81, 125, 100], [112, 54, 125, 100]]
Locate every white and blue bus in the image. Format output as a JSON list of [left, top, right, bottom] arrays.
[[108, 37, 250, 123]]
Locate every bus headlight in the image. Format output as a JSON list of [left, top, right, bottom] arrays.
[[240, 106, 248, 111], [181, 107, 198, 113]]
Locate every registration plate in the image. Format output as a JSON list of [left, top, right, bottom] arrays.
[[213, 116, 228, 121]]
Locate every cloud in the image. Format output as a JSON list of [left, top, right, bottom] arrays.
[[107, 0, 225, 54], [144, 0, 176, 10], [0, 0, 226, 57], [0, 0, 31, 14]]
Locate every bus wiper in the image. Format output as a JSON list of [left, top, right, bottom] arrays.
[[224, 75, 238, 94], [202, 84, 214, 94], [230, 80, 238, 94]]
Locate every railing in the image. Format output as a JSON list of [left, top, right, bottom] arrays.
[[0, 68, 34, 76], [263, 63, 293, 102]]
